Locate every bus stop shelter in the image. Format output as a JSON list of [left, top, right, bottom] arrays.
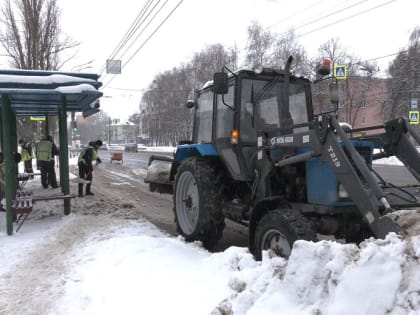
[[0, 69, 103, 235]]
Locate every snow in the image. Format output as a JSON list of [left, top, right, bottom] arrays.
[[0, 73, 97, 85], [372, 147, 420, 166], [0, 149, 419, 315]]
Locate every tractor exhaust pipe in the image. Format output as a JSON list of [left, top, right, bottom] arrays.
[[281, 56, 294, 135]]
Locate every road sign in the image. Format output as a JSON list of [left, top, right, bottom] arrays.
[[106, 59, 121, 74], [334, 65, 348, 80], [411, 98, 418, 110], [409, 111, 419, 125]]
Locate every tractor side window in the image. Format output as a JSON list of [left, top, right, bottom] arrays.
[[259, 96, 280, 127], [195, 91, 213, 143], [216, 86, 234, 138], [289, 84, 309, 132]]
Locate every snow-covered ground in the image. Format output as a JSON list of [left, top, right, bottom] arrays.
[[0, 148, 419, 315]]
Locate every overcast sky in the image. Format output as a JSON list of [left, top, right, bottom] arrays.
[[58, 0, 420, 120]]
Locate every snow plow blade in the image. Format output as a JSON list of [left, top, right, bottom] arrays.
[[144, 155, 174, 193]]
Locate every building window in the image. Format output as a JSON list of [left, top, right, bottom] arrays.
[[360, 100, 367, 108], [361, 116, 366, 124]]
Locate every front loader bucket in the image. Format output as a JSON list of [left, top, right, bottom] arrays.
[[370, 215, 405, 239]]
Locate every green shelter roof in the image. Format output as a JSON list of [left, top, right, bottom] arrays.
[[0, 69, 103, 117]]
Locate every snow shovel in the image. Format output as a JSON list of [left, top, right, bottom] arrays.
[[72, 164, 97, 184]]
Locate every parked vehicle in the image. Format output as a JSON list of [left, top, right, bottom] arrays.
[[124, 143, 138, 152], [145, 56, 420, 259]]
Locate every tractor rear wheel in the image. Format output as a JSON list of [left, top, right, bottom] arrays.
[[254, 208, 317, 260], [174, 157, 225, 250]]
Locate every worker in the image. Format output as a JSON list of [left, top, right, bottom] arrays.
[[36, 135, 59, 188], [19, 139, 34, 177], [78, 139, 102, 197]]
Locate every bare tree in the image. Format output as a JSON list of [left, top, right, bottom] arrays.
[[387, 27, 420, 129], [141, 44, 236, 146], [0, 0, 79, 70], [271, 29, 310, 76], [245, 20, 273, 67], [313, 37, 381, 129], [0, 0, 80, 144]]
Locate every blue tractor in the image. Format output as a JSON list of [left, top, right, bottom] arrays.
[[145, 57, 420, 259]]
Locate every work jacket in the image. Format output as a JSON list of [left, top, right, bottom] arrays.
[[78, 146, 97, 166]]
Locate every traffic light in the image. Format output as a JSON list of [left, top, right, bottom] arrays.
[[71, 121, 78, 133]]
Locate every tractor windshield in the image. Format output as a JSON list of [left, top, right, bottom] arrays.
[[240, 78, 309, 142]]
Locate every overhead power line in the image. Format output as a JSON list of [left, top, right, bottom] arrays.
[[101, 0, 167, 82], [298, 0, 396, 38], [278, 0, 369, 38], [117, 0, 170, 66], [102, 0, 185, 89], [98, 0, 155, 75]]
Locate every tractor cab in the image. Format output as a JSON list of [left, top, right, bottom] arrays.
[[190, 66, 313, 181]]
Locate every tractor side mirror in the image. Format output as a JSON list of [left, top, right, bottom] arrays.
[[213, 72, 229, 94], [329, 83, 339, 107]]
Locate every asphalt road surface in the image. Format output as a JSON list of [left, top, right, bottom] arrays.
[[91, 149, 249, 251]]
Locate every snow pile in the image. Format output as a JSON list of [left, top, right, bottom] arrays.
[[41, 223, 420, 315], [213, 234, 420, 315]]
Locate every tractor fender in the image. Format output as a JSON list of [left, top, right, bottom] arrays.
[[173, 144, 218, 164], [248, 196, 286, 254], [171, 144, 218, 181]]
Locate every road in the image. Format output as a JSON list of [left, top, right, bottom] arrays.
[[91, 149, 250, 251], [90, 149, 419, 252]]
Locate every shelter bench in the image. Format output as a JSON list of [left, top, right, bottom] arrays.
[[12, 194, 77, 232]]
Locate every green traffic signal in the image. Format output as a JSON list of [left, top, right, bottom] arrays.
[[71, 121, 78, 132]]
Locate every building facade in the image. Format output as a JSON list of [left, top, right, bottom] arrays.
[[109, 118, 137, 144], [312, 76, 390, 135]]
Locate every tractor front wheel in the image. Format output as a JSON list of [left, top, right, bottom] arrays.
[[174, 157, 225, 250], [254, 208, 317, 260]]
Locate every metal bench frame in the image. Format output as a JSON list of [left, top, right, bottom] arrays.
[[12, 193, 76, 232]]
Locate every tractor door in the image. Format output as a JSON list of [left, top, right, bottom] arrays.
[[213, 84, 244, 179], [237, 77, 312, 181]]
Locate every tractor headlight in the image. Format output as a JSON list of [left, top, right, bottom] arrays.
[[338, 184, 349, 199]]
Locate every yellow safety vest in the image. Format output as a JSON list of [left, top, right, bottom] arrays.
[[21, 147, 32, 161], [36, 141, 53, 161], [78, 146, 97, 165]]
